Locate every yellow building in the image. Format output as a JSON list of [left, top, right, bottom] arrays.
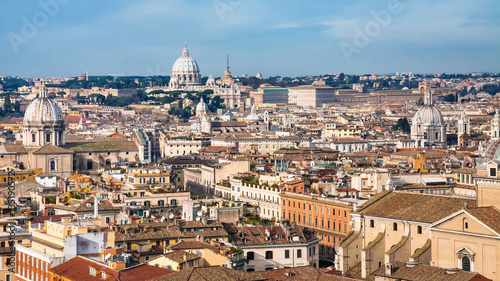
[[324, 123, 361, 139], [147, 250, 200, 271], [337, 190, 475, 279], [412, 153, 428, 172], [15, 217, 115, 281], [430, 207, 500, 280], [125, 168, 171, 189], [0, 168, 41, 185], [165, 240, 231, 267]]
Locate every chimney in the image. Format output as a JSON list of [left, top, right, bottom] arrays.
[[406, 261, 420, 268], [446, 268, 459, 274], [183, 252, 188, 262], [94, 195, 102, 218], [385, 263, 393, 276]]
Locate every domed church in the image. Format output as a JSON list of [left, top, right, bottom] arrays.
[[0, 87, 140, 175], [411, 89, 447, 148], [169, 44, 201, 89], [23, 87, 66, 148]]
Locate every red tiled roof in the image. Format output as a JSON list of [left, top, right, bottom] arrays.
[[49, 256, 174, 281]]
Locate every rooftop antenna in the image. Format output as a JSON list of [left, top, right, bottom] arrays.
[[227, 54, 230, 72]]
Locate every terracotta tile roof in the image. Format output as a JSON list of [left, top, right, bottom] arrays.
[[167, 241, 216, 251], [152, 266, 264, 281], [117, 228, 228, 242], [354, 190, 476, 223], [371, 261, 488, 281], [53, 197, 121, 213], [49, 256, 174, 281], [251, 266, 342, 281], [465, 207, 500, 234], [64, 139, 138, 152], [225, 225, 314, 246], [2, 143, 27, 154], [31, 144, 73, 154], [163, 250, 200, 263], [331, 138, 367, 144], [30, 215, 73, 224]]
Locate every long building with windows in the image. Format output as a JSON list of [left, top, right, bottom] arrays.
[[280, 190, 355, 262]]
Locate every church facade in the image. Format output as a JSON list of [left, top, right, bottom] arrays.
[[410, 89, 447, 148], [0, 87, 139, 176]]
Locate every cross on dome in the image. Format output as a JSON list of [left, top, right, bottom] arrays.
[[182, 43, 189, 57]]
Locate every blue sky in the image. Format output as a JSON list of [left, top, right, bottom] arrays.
[[0, 0, 499, 78]]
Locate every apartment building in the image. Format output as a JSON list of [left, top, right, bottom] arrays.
[[125, 167, 171, 189], [288, 85, 336, 108], [280, 191, 355, 262], [231, 177, 281, 220], [159, 134, 210, 157], [211, 134, 307, 155], [324, 123, 362, 139], [225, 224, 320, 272], [15, 217, 115, 281]]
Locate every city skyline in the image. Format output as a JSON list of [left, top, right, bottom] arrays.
[[1, 0, 499, 78]]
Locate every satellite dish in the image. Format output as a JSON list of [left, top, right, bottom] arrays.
[[197, 211, 203, 217], [168, 213, 174, 219], [195, 217, 201, 221], [105, 253, 111, 260]]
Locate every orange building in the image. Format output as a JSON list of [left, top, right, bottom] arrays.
[[280, 191, 355, 261]]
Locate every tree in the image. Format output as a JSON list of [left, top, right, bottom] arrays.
[[417, 97, 424, 106], [13, 100, 20, 112], [338, 73, 345, 81], [394, 117, 411, 133], [444, 93, 455, 103], [3, 95, 11, 112], [57, 91, 66, 97]]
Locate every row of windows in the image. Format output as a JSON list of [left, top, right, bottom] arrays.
[[247, 249, 307, 260], [285, 212, 348, 232], [369, 220, 423, 234], [166, 144, 200, 147], [283, 200, 348, 217]]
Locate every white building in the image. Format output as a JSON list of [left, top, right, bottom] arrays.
[[227, 225, 320, 272], [330, 138, 369, 153], [410, 89, 447, 148], [231, 178, 281, 220], [288, 85, 336, 108], [169, 44, 201, 89], [491, 109, 500, 140], [159, 133, 210, 157]]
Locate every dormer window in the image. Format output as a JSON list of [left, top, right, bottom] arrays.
[[490, 168, 497, 177]]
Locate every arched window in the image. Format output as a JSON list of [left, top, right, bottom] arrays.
[[435, 132, 439, 140], [50, 160, 56, 171], [463, 218, 469, 231], [462, 256, 471, 271], [417, 225, 422, 234], [370, 220, 375, 228], [393, 222, 398, 231]]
